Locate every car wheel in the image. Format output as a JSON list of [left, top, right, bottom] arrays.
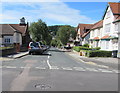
[[29, 52, 32, 55]]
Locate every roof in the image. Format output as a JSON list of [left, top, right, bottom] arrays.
[[108, 2, 120, 14], [10, 24, 27, 36], [91, 20, 103, 30], [82, 30, 90, 38], [101, 35, 110, 39], [93, 37, 99, 40], [0, 24, 15, 35], [103, 2, 120, 21], [0, 24, 27, 36], [77, 24, 93, 37]]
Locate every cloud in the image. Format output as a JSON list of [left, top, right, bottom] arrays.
[[1, 2, 96, 26], [1, 0, 60, 2]]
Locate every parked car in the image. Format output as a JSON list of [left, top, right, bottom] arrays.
[[28, 42, 44, 55], [64, 43, 71, 50]]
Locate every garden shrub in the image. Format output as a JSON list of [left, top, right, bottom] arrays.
[[73, 46, 80, 52], [82, 43, 89, 47], [86, 50, 112, 57], [73, 46, 101, 52]]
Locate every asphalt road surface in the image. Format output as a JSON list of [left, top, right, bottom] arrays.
[[2, 47, 118, 91]]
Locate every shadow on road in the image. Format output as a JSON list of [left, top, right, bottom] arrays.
[[48, 49, 65, 52]]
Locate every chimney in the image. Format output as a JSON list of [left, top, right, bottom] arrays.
[[20, 17, 26, 26]]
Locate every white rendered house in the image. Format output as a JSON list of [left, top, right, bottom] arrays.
[[90, 2, 120, 52]]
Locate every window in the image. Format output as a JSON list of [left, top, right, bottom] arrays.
[[105, 23, 111, 33], [92, 31, 94, 37], [106, 11, 110, 18], [106, 41, 109, 49], [97, 29, 100, 36], [4, 38, 11, 43], [114, 23, 118, 31]]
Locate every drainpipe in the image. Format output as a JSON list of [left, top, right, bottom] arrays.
[[118, 22, 120, 58]]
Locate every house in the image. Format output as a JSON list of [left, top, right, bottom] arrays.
[[101, 2, 120, 51], [90, 2, 120, 52], [76, 24, 93, 46], [0, 17, 31, 52], [89, 20, 103, 48]]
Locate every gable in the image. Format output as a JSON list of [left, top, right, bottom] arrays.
[[0, 24, 15, 35], [102, 2, 120, 20]]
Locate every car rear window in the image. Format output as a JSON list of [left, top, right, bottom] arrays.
[[30, 42, 39, 47]]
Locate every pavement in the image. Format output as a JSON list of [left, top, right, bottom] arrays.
[[1, 51, 29, 59], [65, 49, 119, 70]]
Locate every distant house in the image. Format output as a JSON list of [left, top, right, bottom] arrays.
[[0, 17, 31, 52], [89, 20, 103, 48], [76, 24, 93, 46]]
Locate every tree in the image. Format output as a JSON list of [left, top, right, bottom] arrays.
[[56, 26, 71, 45], [70, 27, 77, 40], [55, 25, 76, 46], [29, 19, 52, 45]]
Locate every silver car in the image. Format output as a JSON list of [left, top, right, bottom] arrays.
[[28, 42, 44, 55]]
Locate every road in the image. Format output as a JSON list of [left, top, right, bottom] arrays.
[[2, 47, 118, 92]]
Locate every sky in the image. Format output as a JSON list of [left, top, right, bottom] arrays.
[[0, 1, 112, 27]]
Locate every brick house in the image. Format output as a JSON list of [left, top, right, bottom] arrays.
[[0, 17, 31, 52]]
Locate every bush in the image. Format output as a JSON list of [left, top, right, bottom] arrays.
[[82, 43, 89, 47], [86, 50, 112, 57], [73, 46, 101, 52], [73, 46, 80, 52]]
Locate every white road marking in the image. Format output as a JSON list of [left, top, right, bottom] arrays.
[[85, 68, 98, 72], [35, 67, 46, 69], [0, 66, 2, 68], [50, 66, 59, 70], [97, 65, 109, 68], [6, 66, 17, 69], [98, 69, 113, 73], [20, 67, 30, 69], [112, 70, 119, 73], [62, 67, 73, 71], [73, 67, 86, 71], [48, 56, 50, 59], [47, 60, 52, 69]]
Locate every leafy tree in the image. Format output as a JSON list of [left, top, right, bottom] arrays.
[[29, 19, 52, 45], [56, 25, 76, 46], [70, 28, 77, 40], [56, 26, 71, 45]]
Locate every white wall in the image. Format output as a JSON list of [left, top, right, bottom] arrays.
[[102, 6, 118, 51], [3, 36, 13, 44], [89, 27, 103, 48], [117, 22, 120, 58], [13, 32, 22, 45]]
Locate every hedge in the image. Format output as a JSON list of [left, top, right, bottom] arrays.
[[86, 50, 112, 57], [73, 46, 100, 52]]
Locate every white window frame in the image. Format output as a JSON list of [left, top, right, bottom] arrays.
[[4, 38, 11, 44], [114, 23, 118, 31], [105, 23, 111, 33], [106, 41, 109, 49]]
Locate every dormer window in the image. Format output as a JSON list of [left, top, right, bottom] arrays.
[[106, 10, 111, 18]]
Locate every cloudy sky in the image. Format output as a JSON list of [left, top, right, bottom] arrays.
[[0, 1, 118, 26]]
